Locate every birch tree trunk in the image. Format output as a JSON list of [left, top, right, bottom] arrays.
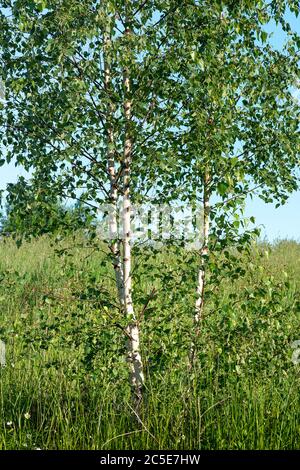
[[122, 21, 144, 403], [103, 28, 124, 305], [195, 170, 210, 324], [190, 170, 211, 366]]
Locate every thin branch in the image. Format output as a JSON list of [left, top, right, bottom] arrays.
[[212, 183, 264, 209], [132, 0, 149, 18], [138, 287, 157, 322]]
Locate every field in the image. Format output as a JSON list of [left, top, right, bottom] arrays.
[[0, 236, 299, 450]]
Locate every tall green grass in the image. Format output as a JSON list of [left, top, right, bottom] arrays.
[[0, 236, 299, 449]]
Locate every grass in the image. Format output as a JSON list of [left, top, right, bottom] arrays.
[[0, 235, 299, 449]]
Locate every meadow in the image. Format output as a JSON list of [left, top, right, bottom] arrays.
[[0, 236, 299, 450]]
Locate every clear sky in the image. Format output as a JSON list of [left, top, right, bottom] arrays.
[[243, 9, 300, 242], [0, 8, 299, 242]]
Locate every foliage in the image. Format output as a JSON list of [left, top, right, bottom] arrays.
[[0, 0, 299, 447], [1, 181, 95, 238], [0, 1, 299, 245]]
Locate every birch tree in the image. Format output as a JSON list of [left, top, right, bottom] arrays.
[[159, 0, 300, 364], [0, 0, 299, 387], [0, 0, 183, 401]]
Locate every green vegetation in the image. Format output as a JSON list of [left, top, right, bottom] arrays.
[[0, 236, 299, 450], [0, 0, 299, 451], [1, 189, 95, 239], [1, 0, 300, 400]]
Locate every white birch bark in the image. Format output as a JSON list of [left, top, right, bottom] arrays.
[[190, 170, 210, 366], [122, 22, 144, 402], [195, 170, 210, 324], [104, 28, 124, 305]]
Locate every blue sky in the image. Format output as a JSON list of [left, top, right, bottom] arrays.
[[246, 192, 300, 241], [243, 9, 300, 242], [0, 9, 299, 242]]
